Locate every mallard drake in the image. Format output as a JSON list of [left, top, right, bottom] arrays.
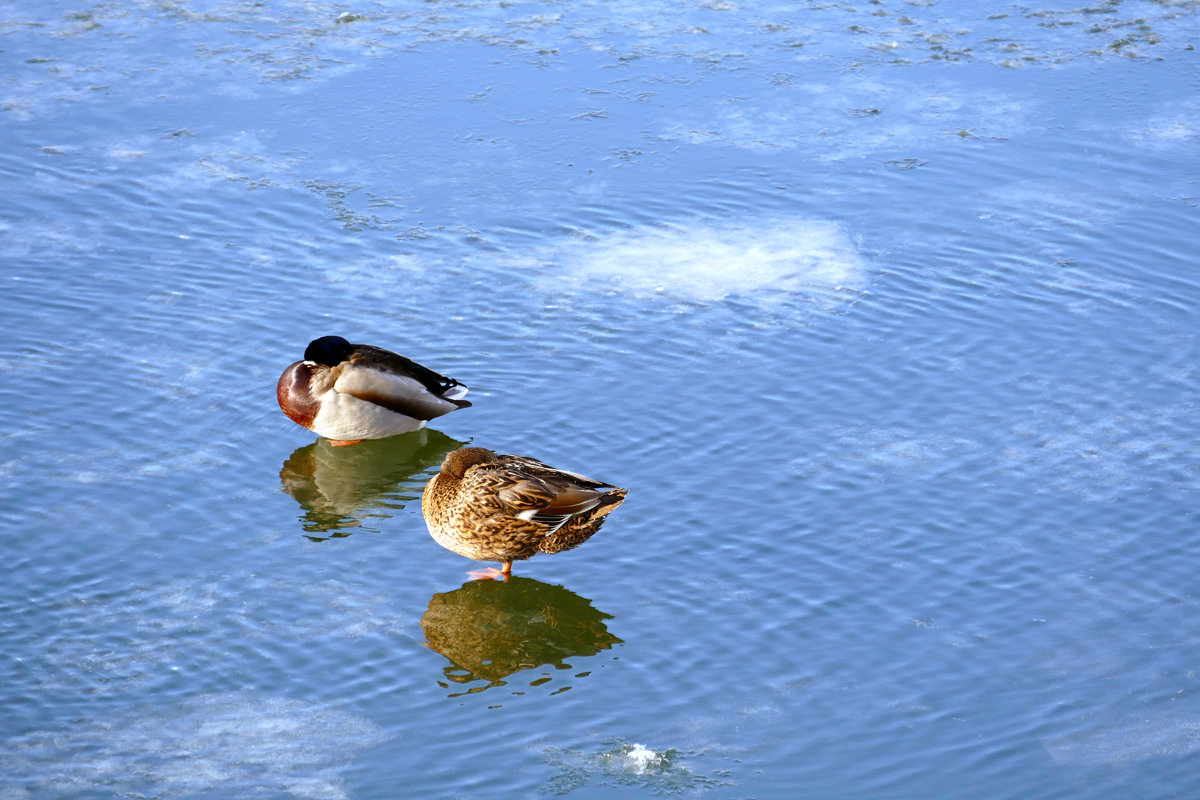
[[422, 447, 628, 580], [278, 335, 470, 446]]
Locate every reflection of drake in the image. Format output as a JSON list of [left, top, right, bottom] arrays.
[[421, 577, 621, 692], [280, 429, 463, 538]]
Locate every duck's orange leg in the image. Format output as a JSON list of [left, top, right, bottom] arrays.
[[468, 561, 513, 581], [329, 439, 365, 447]]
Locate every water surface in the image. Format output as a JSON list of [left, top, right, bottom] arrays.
[[2, 1, 1199, 797]]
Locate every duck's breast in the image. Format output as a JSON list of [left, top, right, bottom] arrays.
[[277, 361, 321, 428]]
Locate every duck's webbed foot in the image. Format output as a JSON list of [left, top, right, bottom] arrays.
[[467, 562, 512, 581]]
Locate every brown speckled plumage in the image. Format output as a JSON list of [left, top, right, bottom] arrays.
[[422, 447, 628, 575]]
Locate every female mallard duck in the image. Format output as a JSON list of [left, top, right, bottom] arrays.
[[422, 447, 628, 580], [278, 335, 470, 446]]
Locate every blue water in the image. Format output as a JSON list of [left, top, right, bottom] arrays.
[[2, 1, 1199, 797]]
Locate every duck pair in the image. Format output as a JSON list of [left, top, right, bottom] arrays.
[[278, 336, 627, 579]]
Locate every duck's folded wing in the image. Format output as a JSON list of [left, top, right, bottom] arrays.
[[333, 362, 466, 420], [353, 346, 471, 404], [541, 486, 607, 515], [496, 478, 557, 511], [497, 481, 604, 534], [502, 455, 614, 491]]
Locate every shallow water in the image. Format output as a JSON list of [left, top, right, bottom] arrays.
[[2, 1, 1199, 797]]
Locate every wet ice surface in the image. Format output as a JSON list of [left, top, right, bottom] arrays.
[[2, 0, 1199, 798], [3, 693, 385, 800]]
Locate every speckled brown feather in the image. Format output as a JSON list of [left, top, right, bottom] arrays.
[[422, 447, 628, 569], [537, 490, 628, 554]]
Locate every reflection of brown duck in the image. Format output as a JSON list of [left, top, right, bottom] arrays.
[[421, 576, 621, 692], [422, 447, 628, 579], [280, 429, 463, 538]]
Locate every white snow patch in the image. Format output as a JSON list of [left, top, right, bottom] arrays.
[[537, 218, 867, 303]]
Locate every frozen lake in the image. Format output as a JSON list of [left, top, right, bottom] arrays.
[[2, 1, 1199, 797]]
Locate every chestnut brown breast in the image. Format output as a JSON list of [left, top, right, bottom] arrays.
[[276, 361, 321, 428]]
